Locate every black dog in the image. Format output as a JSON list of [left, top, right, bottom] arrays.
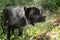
[[3, 6, 45, 40]]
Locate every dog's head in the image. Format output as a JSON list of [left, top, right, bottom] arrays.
[[25, 7, 46, 25]]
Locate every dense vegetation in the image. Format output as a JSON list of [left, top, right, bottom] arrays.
[[0, 0, 60, 40]]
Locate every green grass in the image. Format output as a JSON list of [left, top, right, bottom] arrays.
[[0, 20, 51, 40]]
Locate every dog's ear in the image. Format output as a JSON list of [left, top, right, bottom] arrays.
[[24, 6, 27, 11]]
